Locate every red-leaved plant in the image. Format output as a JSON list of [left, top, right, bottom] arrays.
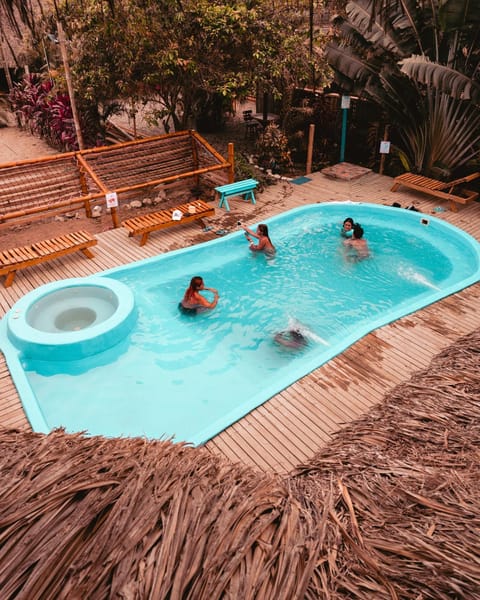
[[9, 73, 79, 151]]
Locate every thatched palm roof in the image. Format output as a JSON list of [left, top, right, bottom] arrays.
[[1, 329, 479, 598]]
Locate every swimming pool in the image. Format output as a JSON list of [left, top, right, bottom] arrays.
[[1, 202, 479, 444]]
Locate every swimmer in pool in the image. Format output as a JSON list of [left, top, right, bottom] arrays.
[[179, 276, 219, 314], [341, 217, 355, 238], [241, 223, 276, 255], [343, 223, 370, 261], [274, 329, 308, 349]]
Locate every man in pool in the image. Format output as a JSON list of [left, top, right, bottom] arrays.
[[179, 276, 219, 314], [343, 223, 370, 261]]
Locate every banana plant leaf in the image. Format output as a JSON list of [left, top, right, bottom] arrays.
[[400, 55, 480, 102]]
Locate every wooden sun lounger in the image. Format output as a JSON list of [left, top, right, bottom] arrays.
[[391, 172, 480, 212], [122, 199, 215, 246], [0, 230, 97, 288]]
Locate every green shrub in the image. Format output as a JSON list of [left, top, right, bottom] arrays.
[[256, 124, 293, 174]]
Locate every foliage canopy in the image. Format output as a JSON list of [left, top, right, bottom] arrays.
[[57, 0, 331, 133], [327, 0, 480, 176]]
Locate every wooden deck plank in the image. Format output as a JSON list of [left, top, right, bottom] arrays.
[[214, 420, 282, 472], [254, 400, 324, 460], [281, 385, 357, 431], [1, 169, 480, 473], [232, 414, 304, 471]]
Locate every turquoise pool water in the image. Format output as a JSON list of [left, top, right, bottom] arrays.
[[1, 202, 479, 444]]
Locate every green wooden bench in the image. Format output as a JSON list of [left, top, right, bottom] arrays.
[[215, 179, 258, 211]]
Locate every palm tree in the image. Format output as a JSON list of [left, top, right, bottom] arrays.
[[326, 0, 480, 176]]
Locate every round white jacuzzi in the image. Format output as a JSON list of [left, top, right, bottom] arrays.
[[7, 277, 136, 360]]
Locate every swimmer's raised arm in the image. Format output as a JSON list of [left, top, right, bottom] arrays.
[[241, 224, 259, 239]]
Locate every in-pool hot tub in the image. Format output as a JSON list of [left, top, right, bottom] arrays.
[[6, 277, 137, 361]]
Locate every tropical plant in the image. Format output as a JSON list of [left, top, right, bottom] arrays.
[[256, 123, 293, 173], [8, 73, 84, 151], [9, 73, 53, 135], [326, 0, 480, 176], [3, 0, 332, 145]]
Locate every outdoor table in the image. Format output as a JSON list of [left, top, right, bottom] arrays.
[[252, 113, 280, 126]]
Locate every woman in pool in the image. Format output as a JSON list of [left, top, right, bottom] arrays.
[[241, 223, 276, 255], [179, 276, 219, 314], [343, 223, 370, 260], [341, 217, 355, 237]]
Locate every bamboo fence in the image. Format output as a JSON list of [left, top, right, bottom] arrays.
[[0, 130, 231, 229]]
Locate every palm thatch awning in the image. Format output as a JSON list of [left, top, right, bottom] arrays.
[[0, 328, 479, 598], [0, 130, 231, 228]]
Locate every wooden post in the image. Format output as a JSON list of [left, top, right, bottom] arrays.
[[228, 142, 235, 183], [57, 21, 85, 150], [110, 204, 120, 228], [306, 123, 315, 175], [379, 124, 390, 175], [130, 98, 137, 139], [262, 91, 269, 128]]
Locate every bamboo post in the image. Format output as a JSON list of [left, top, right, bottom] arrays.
[[228, 143, 235, 183], [0, 34, 13, 93], [57, 21, 85, 150], [306, 124, 315, 175], [77, 164, 92, 218], [130, 98, 137, 139], [76, 152, 119, 227]]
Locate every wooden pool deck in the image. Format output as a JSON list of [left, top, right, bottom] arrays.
[[1, 169, 479, 474]]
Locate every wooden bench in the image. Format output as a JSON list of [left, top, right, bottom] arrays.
[[391, 172, 480, 212], [122, 199, 215, 246], [215, 179, 259, 211], [0, 230, 97, 288]]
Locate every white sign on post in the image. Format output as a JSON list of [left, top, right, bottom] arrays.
[[379, 141, 391, 154], [341, 95, 351, 109], [105, 192, 119, 208]]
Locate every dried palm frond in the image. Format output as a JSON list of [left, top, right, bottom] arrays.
[[1, 328, 479, 598]]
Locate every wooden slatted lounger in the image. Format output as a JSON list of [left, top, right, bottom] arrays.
[[0, 230, 97, 288], [391, 172, 480, 212], [122, 199, 215, 246]]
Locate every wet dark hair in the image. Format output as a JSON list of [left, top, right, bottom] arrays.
[[274, 329, 307, 348], [343, 217, 354, 227], [257, 224, 273, 245], [257, 224, 270, 237], [184, 276, 203, 303], [291, 330, 305, 341], [352, 223, 364, 239], [189, 276, 203, 290]]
